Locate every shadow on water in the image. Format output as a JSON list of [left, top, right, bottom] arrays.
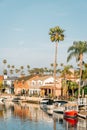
[[0, 102, 87, 130]]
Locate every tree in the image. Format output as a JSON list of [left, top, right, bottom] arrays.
[[27, 65, 30, 74], [15, 69, 20, 76], [60, 65, 73, 78], [3, 59, 7, 65], [67, 41, 87, 98], [20, 66, 24, 75], [3, 59, 7, 74], [49, 26, 65, 97], [11, 65, 15, 76], [9, 69, 13, 76], [7, 64, 10, 76], [81, 63, 87, 97], [67, 80, 78, 97], [61, 65, 73, 97], [44, 67, 49, 75]]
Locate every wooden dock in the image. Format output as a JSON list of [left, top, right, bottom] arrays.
[[78, 111, 87, 119]]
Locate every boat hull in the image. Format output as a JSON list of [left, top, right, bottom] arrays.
[[64, 110, 78, 118], [64, 117, 78, 126]]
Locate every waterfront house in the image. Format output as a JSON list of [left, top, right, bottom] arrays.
[[14, 75, 32, 95], [3, 76, 18, 94], [14, 75, 63, 97], [14, 72, 80, 98], [39, 76, 62, 97], [28, 75, 54, 97], [0, 75, 4, 92], [28, 75, 63, 98]]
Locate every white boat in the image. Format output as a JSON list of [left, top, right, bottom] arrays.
[[53, 100, 68, 114], [0, 98, 4, 104], [40, 99, 68, 116], [53, 105, 65, 114], [40, 98, 53, 111]]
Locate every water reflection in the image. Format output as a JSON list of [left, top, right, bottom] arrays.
[[0, 102, 53, 130], [4, 102, 53, 122], [53, 112, 87, 130], [0, 102, 87, 130]]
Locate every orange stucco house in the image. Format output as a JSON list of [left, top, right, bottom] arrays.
[[14, 75, 63, 97], [14, 73, 79, 97]]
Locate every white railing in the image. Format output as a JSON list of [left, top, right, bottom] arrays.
[[78, 98, 87, 106]]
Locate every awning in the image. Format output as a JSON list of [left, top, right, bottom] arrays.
[[40, 86, 55, 89]]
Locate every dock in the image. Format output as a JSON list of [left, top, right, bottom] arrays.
[[78, 111, 87, 119]]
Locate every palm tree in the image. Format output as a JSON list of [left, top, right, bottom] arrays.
[[20, 66, 24, 75], [3, 59, 7, 66], [50, 63, 54, 75], [67, 41, 87, 98], [60, 65, 72, 78], [61, 65, 73, 97], [15, 69, 20, 76], [49, 26, 65, 97], [7, 64, 10, 69], [27, 65, 30, 75], [81, 62, 87, 97], [11, 65, 15, 76], [3, 59, 7, 74], [9, 69, 13, 76], [7, 64, 10, 76], [67, 80, 78, 97], [44, 67, 48, 75]]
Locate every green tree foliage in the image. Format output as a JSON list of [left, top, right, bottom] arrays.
[[67, 41, 87, 97]]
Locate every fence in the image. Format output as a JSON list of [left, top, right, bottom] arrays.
[[78, 98, 87, 106]]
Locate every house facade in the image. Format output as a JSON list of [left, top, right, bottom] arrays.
[[0, 75, 4, 93], [14, 75, 62, 98], [3, 77, 18, 94], [14, 74, 80, 98], [28, 76, 54, 97], [14, 81, 29, 95]]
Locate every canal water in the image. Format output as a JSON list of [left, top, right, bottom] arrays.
[[0, 102, 87, 130]]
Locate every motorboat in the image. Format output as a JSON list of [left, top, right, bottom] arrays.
[[63, 103, 78, 118], [40, 99, 69, 116], [53, 100, 68, 114], [12, 97, 21, 103], [40, 98, 53, 111], [0, 98, 4, 104], [64, 117, 78, 126]]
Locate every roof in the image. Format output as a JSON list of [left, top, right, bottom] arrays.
[[15, 75, 35, 81], [30, 75, 53, 81], [4, 76, 18, 80]]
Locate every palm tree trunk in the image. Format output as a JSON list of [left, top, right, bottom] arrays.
[[82, 87, 84, 98], [78, 54, 83, 98], [72, 89, 74, 97], [53, 41, 58, 97]]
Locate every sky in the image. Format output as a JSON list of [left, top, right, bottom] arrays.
[[0, 0, 87, 74]]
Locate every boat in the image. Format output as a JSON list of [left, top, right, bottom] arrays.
[[12, 97, 21, 103], [64, 117, 78, 126], [63, 103, 78, 118], [40, 99, 69, 116], [40, 98, 53, 111], [46, 100, 68, 115], [0, 98, 5, 105], [53, 100, 68, 114]]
